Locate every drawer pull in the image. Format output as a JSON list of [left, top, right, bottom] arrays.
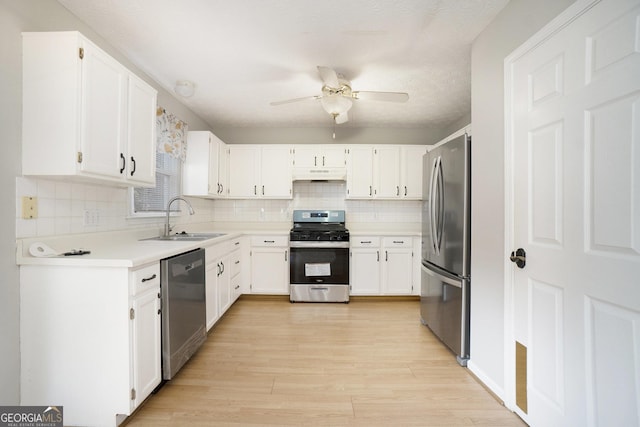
[[235, 260, 240, 265], [264, 240, 275, 243], [141, 274, 157, 283], [361, 240, 372, 244], [392, 240, 405, 244]]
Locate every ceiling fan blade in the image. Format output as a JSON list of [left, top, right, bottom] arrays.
[[269, 95, 320, 106], [334, 111, 349, 124], [352, 91, 409, 102], [317, 66, 340, 89]]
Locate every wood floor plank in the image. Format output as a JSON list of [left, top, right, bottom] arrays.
[[123, 298, 525, 426]]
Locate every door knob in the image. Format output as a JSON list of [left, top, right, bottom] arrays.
[[510, 248, 526, 269]]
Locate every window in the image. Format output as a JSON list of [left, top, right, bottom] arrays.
[[130, 151, 181, 216], [130, 106, 187, 217]]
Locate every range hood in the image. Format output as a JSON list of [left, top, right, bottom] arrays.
[[292, 167, 347, 181]]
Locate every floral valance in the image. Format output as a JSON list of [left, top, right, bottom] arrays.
[[156, 107, 188, 161]]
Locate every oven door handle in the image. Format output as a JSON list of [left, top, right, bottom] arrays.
[[311, 287, 329, 291], [289, 241, 350, 249]]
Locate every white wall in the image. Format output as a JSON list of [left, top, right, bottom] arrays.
[[469, 0, 575, 398]]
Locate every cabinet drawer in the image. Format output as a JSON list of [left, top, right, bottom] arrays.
[[382, 237, 412, 248], [350, 237, 380, 248], [131, 263, 160, 295], [230, 249, 242, 277], [251, 235, 288, 247]]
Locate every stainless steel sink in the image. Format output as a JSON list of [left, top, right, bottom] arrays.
[[141, 232, 226, 242]]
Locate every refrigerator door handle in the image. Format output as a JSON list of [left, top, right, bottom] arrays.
[[436, 157, 445, 253], [429, 157, 440, 255]]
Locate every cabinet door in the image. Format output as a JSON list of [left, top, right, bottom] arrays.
[[250, 247, 288, 294], [218, 255, 232, 315], [126, 74, 157, 186], [293, 145, 320, 168], [350, 248, 381, 295], [228, 146, 260, 198], [321, 145, 346, 168], [401, 146, 427, 199], [346, 146, 374, 198], [261, 146, 292, 198], [375, 146, 401, 198], [131, 287, 161, 409], [382, 248, 414, 295], [80, 40, 128, 179], [205, 261, 219, 330], [218, 142, 229, 197], [207, 136, 221, 196]]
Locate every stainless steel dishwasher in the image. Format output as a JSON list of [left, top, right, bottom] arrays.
[[160, 248, 206, 380]]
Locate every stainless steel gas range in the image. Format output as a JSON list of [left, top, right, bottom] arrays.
[[289, 210, 350, 303]]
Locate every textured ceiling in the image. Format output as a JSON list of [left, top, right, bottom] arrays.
[[56, 0, 509, 128]]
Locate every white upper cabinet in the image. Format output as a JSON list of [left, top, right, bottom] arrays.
[[183, 130, 227, 198], [375, 146, 402, 198], [292, 145, 347, 180], [346, 146, 375, 198], [227, 145, 292, 199], [400, 145, 428, 199], [346, 145, 427, 200], [22, 31, 157, 187]]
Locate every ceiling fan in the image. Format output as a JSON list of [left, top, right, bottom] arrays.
[[270, 66, 409, 124]]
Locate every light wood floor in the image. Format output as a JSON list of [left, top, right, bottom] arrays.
[[125, 297, 526, 426]]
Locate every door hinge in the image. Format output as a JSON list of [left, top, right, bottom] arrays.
[[129, 308, 135, 320], [78, 47, 84, 59], [77, 152, 83, 163], [130, 388, 136, 400]]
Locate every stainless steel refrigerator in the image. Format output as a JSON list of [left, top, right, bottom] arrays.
[[420, 133, 470, 366]]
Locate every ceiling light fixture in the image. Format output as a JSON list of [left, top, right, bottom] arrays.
[[174, 80, 195, 97], [320, 95, 352, 116]]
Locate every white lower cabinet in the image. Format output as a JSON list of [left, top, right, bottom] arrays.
[[229, 239, 244, 301], [350, 237, 382, 295], [380, 237, 414, 295], [350, 236, 416, 295], [250, 235, 289, 294], [130, 264, 162, 408], [20, 262, 161, 427], [205, 237, 246, 330]]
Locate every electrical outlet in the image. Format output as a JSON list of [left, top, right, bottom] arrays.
[[22, 196, 38, 219], [83, 209, 100, 226]]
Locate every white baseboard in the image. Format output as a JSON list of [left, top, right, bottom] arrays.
[[467, 360, 507, 405]]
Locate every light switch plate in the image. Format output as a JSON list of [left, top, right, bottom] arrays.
[[22, 196, 38, 219]]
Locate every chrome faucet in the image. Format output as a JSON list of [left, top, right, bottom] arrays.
[[164, 196, 195, 237]]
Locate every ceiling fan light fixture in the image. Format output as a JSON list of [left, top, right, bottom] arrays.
[[320, 95, 353, 116], [174, 80, 195, 97]]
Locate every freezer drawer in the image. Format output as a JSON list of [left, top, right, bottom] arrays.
[[420, 262, 469, 365]]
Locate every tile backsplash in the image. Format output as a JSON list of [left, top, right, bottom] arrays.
[[15, 178, 421, 238]]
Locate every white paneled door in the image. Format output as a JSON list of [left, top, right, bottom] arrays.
[[507, 0, 640, 425]]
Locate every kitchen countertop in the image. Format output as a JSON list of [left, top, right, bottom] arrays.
[[16, 228, 243, 268], [16, 222, 421, 268]]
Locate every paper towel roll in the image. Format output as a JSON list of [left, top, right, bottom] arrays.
[[29, 242, 59, 257]]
